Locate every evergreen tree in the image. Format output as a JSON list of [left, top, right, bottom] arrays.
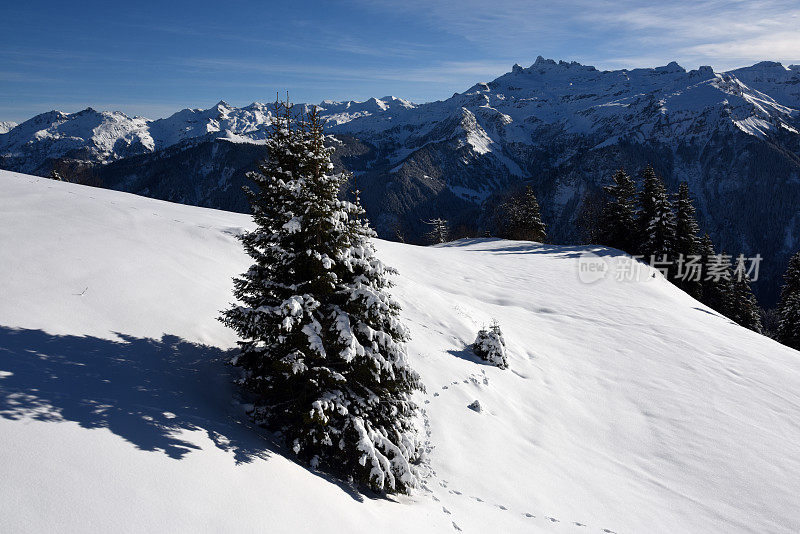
[[777, 251, 800, 350], [598, 168, 638, 252], [496, 186, 547, 242], [425, 218, 450, 244], [696, 237, 763, 332], [730, 255, 763, 332], [575, 189, 604, 245], [673, 182, 700, 257], [698, 234, 733, 314], [637, 165, 676, 260], [220, 101, 422, 493], [49, 169, 64, 181], [672, 182, 702, 297]]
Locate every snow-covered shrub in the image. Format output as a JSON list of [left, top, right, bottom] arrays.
[[467, 400, 482, 413], [472, 321, 508, 369]]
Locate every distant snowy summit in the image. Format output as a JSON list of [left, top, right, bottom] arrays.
[[0, 121, 17, 134]]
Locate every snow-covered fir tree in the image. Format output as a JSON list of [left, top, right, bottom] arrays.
[[598, 168, 638, 253], [673, 182, 700, 257], [672, 182, 702, 297], [472, 321, 508, 369], [730, 256, 762, 332], [777, 251, 800, 350], [425, 218, 450, 244], [637, 166, 676, 260], [495, 186, 547, 242], [220, 101, 422, 494], [698, 234, 733, 315]]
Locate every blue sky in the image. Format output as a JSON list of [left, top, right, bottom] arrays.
[[2, 0, 799, 122]]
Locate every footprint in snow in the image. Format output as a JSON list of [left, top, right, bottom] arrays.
[[497, 504, 508, 511], [442, 507, 451, 515], [546, 517, 559, 523], [602, 530, 617, 533], [574, 522, 585, 527], [524, 513, 535, 518], [452, 522, 462, 532], [449, 490, 462, 495]]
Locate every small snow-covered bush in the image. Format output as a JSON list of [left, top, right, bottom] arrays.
[[472, 321, 508, 369]]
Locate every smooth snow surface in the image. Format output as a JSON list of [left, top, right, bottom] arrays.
[[1, 170, 799, 533]]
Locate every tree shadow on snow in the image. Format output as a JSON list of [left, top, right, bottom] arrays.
[[0, 325, 270, 462], [446, 346, 493, 367], [0, 325, 382, 502], [438, 238, 628, 259]]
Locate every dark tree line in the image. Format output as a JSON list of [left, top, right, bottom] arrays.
[[777, 251, 800, 350], [597, 165, 763, 332]]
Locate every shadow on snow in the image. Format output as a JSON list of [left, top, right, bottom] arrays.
[[0, 325, 267, 462], [0, 325, 377, 501], [437, 238, 629, 259]]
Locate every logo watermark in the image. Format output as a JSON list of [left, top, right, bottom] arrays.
[[577, 252, 610, 284], [576, 253, 763, 284]]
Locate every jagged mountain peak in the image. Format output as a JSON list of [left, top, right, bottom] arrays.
[[533, 55, 556, 66], [654, 60, 686, 73]]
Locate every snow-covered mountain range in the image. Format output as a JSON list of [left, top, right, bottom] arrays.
[[2, 59, 797, 173], [0, 97, 417, 172], [2, 170, 799, 533], [2, 58, 799, 303]]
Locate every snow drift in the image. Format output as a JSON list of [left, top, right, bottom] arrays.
[[1, 170, 799, 533]]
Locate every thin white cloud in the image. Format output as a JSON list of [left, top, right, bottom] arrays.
[[357, 0, 800, 70], [181, 57, 513, 85]]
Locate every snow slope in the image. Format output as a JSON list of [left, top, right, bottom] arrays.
[[1, 170, 799, 533]]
